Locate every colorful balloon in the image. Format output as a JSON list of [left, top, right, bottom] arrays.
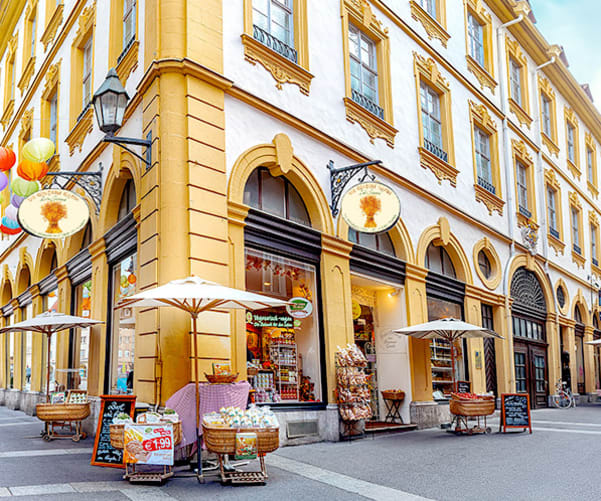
[[1, 216, 20, 234], [5, 205, 17, 221], [11, 177, 40, 198], [22, 138, 55, 163], [0, 172, 8, 192], [2, 216, 19, 228], [10, 194, 24, 208], [0, 147, 16, 172], [17, 159, 49, 181]]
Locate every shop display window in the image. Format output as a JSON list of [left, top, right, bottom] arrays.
[[70, 280, 91, 390], [43, 290, 58, 391], [6, 315, 14, 389], [22, 304, 32, 391], [352, 298, 379, 420], [109, 253, 137, 394], [245, 249, 321, 404]]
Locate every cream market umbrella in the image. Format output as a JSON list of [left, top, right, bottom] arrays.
[[394, 318, 504, 392], [0, 312, 104, 402], [116, 276, 290, 475], [585, 339, 601, 345]]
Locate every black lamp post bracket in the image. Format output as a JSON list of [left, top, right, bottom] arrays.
[[328, 159, 381, 217]]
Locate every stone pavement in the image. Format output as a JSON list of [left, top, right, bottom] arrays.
[[0, 404, 599, 500]]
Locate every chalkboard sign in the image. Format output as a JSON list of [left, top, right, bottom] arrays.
[[91, 395, 136, 468], [456, 381, 471, 393], [500, 393, 532, 434]]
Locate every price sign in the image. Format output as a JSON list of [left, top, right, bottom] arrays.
[[123, 424, 174, 465]]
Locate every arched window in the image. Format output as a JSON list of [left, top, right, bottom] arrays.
[[50, 251, 57, 272], [575, 306, 583, 325], [593, 313, 599, 329], [117, 179, 136, 221], [80, 223, 92, 250], [243, 167, 311, 226], [348, 229, 395, 256], [425, 243, 456, 278]]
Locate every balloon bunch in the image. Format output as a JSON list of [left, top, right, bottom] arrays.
[[0, 138, 55, 235]]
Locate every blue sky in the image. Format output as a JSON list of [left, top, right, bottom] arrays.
[[529, 0, 601, 108]]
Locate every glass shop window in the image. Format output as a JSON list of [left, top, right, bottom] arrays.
[[109, 253, 137, 394], [6, 316, 14, 389], [43, 289, 58, 392], [245, 248, 321, 404], [70, 280, 92, 390], [22, 304, 32, 391]]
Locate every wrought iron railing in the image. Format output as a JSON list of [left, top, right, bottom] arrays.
[[423, 138, 448, 163], [253, 24, 298, 64], [351, 89, 384, 119], [573, 243, 582, 255], [518, 205, 531, 219], [477, 176, 496, 195], [593, 257, 599, 267], [549, 227, 560, 239], [117, 36, 137, 65]]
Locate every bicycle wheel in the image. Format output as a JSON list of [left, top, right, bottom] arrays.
[[556, 391, 571, 408]]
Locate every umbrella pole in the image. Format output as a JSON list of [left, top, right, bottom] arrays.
[[46, 333, 51, 403], [192, 314, 202, 479], [450, 341, 456, 393]]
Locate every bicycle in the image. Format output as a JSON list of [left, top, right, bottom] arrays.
[[551, 379, 576, 408]]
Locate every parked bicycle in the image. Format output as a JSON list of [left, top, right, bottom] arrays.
[[551, 379, 576, 408]]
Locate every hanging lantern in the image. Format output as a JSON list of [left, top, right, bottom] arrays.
[[11, 177, 40, 198], [10, 194, 24, 208], [1, 217, 21, 235], [17, 159, 49, 182], [0, 172, 8, 192], [22, 138, 55, 163], [0, 147, 16, 172], [5, 205, 17, 221]]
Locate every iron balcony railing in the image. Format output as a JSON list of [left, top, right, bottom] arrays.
[[593, 257, 599, 267], [573, 243, 582, 255], [423, 138, 448, 163], [518, 205, 531, 219], [549, 227, 560, 239], [477, 176, 496, 195], [253, 24, 298, 64], [351, 89, 384, 119]]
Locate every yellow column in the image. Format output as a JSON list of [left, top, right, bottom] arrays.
[[55, 265, 72, 389], [562, 321, 577, 393], [320, 235, 354, 403], [546, 314, 561, 394], [584, 325, 595, 393], [464, 289, 486, 394], [0, 316, 5, 388], [29, 285, 44, 393], [493, 302, 512, 394], [11, 300, 22, 391], [405, 264, 432, 401], [88, 238, 108, 397]]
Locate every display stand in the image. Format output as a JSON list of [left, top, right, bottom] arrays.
[[123, 464, 174, 483]]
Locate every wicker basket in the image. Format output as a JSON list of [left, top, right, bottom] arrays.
[[205, 373, 238, 384], [202, 424, 279, 455], [36, 403, 90, 422], [109, 421, 183, 450], [381, 390, 405, 401], [449, 398, 495, 417]]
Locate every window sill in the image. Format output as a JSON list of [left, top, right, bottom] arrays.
[[508, 97, 532, 128], [541, 131, 559, 157], [572, 249, 585, 269], [516, 210, 537, 229], [0, 99, 15, 129], [18, 57, 36, 95], [474, 183, 504, 215], [592, 262, 601, 280], [116, 39, 139, 83], [241, 33, 313, 95], [409, 0, 450, 47], [547, 232, 565, 256], [65, 106, 93, 156], [465, 55, 497, 93], [41, 3, 64, 51], [343, 97, 397, 148], [588, 180, 599, 199], [567, 159, 581, 180], [419, 146, 458, 186]]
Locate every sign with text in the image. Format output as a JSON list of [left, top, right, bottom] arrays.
[[246, 311, 293, 328], [456, 381, 471, 393], [91, 395, 136, 468], [123, 424, 174, 465], [340, 182, 401, 234], [500, 393, 532, 434]]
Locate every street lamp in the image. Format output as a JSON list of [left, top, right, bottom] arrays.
[[92, 68, 152, 167]]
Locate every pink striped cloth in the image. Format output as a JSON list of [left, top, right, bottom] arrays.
[[166, 381, 250, 450]]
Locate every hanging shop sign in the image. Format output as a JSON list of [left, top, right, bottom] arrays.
[[286, 297, 313, 318], [352, 300, 362, 320], [18, 189, 90, 239], [246, 311, 293, 328], [340, 182, 400, 234]]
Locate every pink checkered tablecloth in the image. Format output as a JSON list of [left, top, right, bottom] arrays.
[[166, 381, 250, 450]]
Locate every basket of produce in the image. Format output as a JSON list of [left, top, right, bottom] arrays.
[[449, 393, 495, 417], [36, 402, 90, 422], [205, 373, 238, 384], [381, 390, 405, 401]]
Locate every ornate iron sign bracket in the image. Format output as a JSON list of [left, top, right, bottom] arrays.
[[47, 163, 104, 215], [328, 159, 381, 217]]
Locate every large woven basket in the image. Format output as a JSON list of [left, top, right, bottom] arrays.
[[109, 421, 183, 450], [36, 403, 90, 422], [202, 424, 279, 455], [449, 398, 495, 417], [204, 373, 238, 384]]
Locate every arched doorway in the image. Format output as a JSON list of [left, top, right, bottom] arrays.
[[574, 305, 586, 394], [593, 312, 601, 390], [510, 267, 548, 408]]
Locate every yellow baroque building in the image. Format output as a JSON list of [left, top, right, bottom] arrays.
[[0, 0, 600, 441]]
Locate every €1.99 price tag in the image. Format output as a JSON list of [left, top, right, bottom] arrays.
[[124, 425, 174, 465]]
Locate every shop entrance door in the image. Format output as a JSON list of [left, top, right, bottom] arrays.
[[514, 341, 548, 408]]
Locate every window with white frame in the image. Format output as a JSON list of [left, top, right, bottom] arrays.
[[82, 38, 93, 108], [547, 187, 558, 236], [567, 122, 576, 163], [474, 126, 493, 192], [123, 0, 136, 50], [467, 12, 484, 67], [572, 207, 580, 251], [49, 91, 58, 146], [542, 94, 552, 137], [420, 82, 443, 150], [587, 147, 594, 183], [253, 0, 294, 48], [517, 160, 529, 214], [349, 25, 378, 107], [419, 0, 436, 17], [510, 58, 522, 106]]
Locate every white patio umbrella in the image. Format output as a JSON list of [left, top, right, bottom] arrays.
[[394, 318, 504, 392], [585, 339, 601, 345], [116, 276, 290, 475], [0, 312, 104, 401]]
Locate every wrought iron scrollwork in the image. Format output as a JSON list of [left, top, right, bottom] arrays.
[[47, 163, 103, 215], [328, 159, 381, 217], [510, 267, 547, 312]]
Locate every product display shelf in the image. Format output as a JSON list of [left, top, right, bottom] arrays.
[[269, 343, 299, 401], [431, 340, 454, 395]]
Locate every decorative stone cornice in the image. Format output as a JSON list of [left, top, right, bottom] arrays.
[[19, 109, 33, 139], [0, 100, 15, 130], [17, 57, 36, 95], [65, 106, 93, 155], [508, 97, 533, 128], [40, 2, 64, 51], [474, 183, 504, 215], [541, 132, 559, 157], [568, 191, 582, 210], [414, 52, 449, 90], [116, 40, 139, 83], [321, 234, 353, 259], [466, 55, 497, 93], [345, 0, 387, 35], [572, 250, 585, 269], [511, 138, 533, 164], [419, 146, 458, 186], [343, 97, 397, 147], [42, 60, 61, 99], [88, 237, 106, 260], [544, 168, 560, 189], [409, 0, 450, 47], [469, 100, 496, 132], [548, 233, 565, 256], [75, 2, 96, 42]]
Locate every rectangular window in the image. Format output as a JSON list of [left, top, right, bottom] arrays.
[[592, 224, 598, 265], [547, 187, 557, 234], [572, 208, 580, 249], [70, 280, 91, 390], [253, 0, 294, 48], [542, 94, 552, 137], [467, 13, 484, 67], [49, 91, 58, 146], [349, 25, 378, 107], [567, 122, 575, 163], [474, 126, 492, 190], [22, 304, 32, 391], [419, 0, 436, 17], [420, 82, 443, 150], [109, 253, 137, 394], [587, 147, 594, 183], [42, 289, 58, 392], [123, 0, 136, 49], [82, 38, 92, 109], [30, 14, 36, 59], [245, 248, 322, 403], [510, 58, 522, 106], [516, 161, 528, 213]]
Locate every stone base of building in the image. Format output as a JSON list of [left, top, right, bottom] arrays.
[[273, 404, 340, 446], [410, 400, 450, 429]]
